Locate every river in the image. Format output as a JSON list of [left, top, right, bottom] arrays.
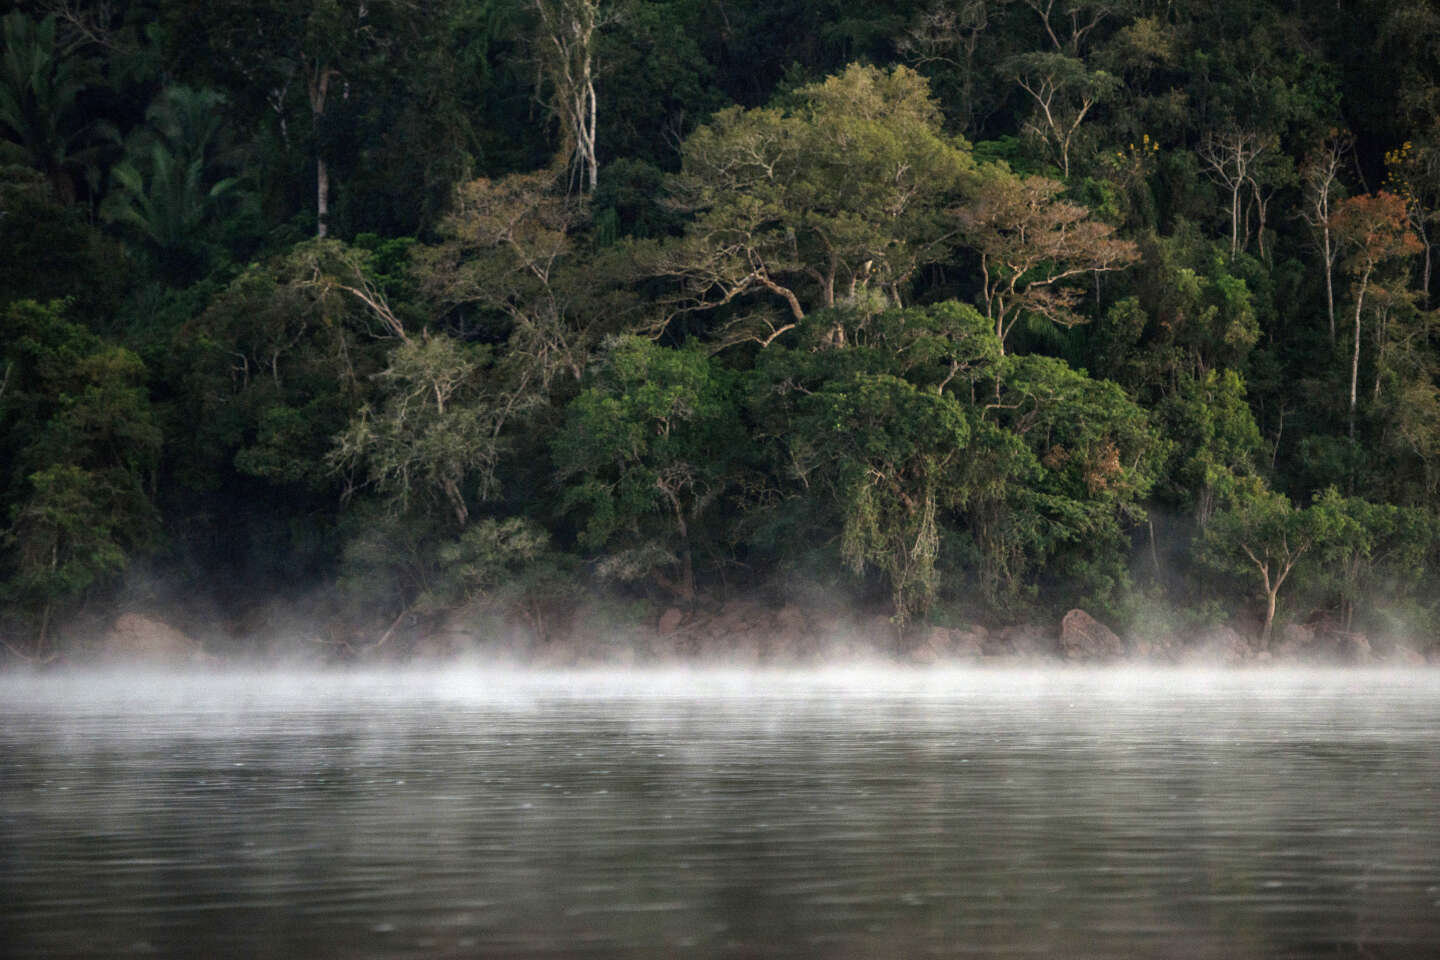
[[2, 667, 1438, 958]]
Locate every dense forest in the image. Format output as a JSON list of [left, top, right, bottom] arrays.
[[4, 0, 1440, 660]]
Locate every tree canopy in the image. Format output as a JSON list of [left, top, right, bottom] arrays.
[[4, 0, 1440, 658]]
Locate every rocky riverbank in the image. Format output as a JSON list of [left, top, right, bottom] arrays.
[[30, 598, 1435, 668]]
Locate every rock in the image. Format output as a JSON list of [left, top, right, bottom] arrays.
[[1334, 631, 1372, 664], [1389, 645, 1427, 667], [998, 624, 1058, 659], [907, 634, 943, 664], [657, 607, 685, 635], [1272, 623, 1315, 660], [1307, 627, 1372, 664], [775, 604, 809, 635], [1059, 609, 1125, 662], [866, 615, 900, 653], [1182, 625, 1252, 664], [949, 628, 986, 660], [103, 613, 206, 662]]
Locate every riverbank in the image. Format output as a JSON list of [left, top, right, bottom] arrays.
[[8, 594, 1436, 669]]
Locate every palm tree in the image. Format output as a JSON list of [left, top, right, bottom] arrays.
[[100, 86, 249, 276], [0, 12, 106, 204]]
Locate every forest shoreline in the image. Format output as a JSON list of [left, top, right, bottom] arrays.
[[8, 4, 1440, 674], [9, 595, 1435, 670]]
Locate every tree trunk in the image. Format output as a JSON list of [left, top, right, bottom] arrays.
[[1261, 586, 1277, 651], [1423, 237, 1433, 307], [36, 601, 52, 659], [308, 65, 333, 238], [1323, 226, 1335, 343], [1349, 269, 1369, 439], [1230, 183, 1241, 257], [316, 156, 329, 238]]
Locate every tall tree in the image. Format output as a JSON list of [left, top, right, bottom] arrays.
[[531, 0, 610, 194], [651, 64, 976, 346], [1329, 191, 1422, 437], [0, 11, 104, 204], [1300, 130, 1351, 343], [1201, 483, 1314, 652], [552, 337, 744, 604], [180, 0, 413, 238], [1009, 51, 1115, 178], [954, 167, 1137, 353], [1198, 129, 1274, 259]]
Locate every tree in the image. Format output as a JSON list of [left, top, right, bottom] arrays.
[[552, 337, 744, 603], [1300, 130, 1351, 343], [1201, 483, 1315, 651], [1384, 132, 1440, 306], [99, 86, 247, 278], [0, 165, 126, 316], [1153, 368, 1263, 526], [1199, 129, 1275, 259], [736, 302, 999, 628], [1020, 0, 1122, 58], [1308, 487, 1433, 632], [967, 353, 1158, 612], [812, 374, 971, 632], [954, 167, 1137, 353], [1329, 191, 1422, 437], [900, 0, 1014, 138], [0, 12, 104, 205], [651, 64, 976, 346], [181, 0, 413, 238], [1009, 51, 1115, 178], [416, 166, 638, 392], [1, 300, 161, 655], [531, 0, 612, 194], [330, 334, 507, 528]]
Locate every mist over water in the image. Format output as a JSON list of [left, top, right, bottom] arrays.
[[3, 667, 1439, 959]]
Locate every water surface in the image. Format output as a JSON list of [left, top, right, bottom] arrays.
[[2, 667, 1438, 958]]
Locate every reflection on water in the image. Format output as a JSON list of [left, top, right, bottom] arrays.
[[2, 668, 1438, 959]]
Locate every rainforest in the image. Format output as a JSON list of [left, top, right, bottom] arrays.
[[3, 0, 1440, 664]]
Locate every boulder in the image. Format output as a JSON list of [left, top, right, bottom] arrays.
[[657, 607, 685, 635], [1333, 631, 1372, 664], [948, 627, 987, 660], [1180, 625, 1253, 664], [907, 631, 944, 665], [998, 624, 1058, 659], [1389, 645, 1427, 667], [1059, 609, 1125, 662], [775, 604, 809, 635], [1271, 623, 1315, 660], [103, 613, 206, 662]]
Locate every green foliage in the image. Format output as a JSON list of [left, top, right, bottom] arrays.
[[331, 334, 503, 527], [1153, 369, 1263, 520], [969, 353, 1160, 614], [653, 63, 976, 340], [1305, 487, 1435, 632], [11, 0, 1440, 649], [1, 300, 161, 647], [806, 372, 970, 629], [0, 12, 105, 204], [1200, 482, 1316, 646], [0, 166, 127, 316], [553, 336, 744, 600], [100, 86, 252, 278]]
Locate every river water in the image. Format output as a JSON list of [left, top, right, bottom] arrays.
[[2, 667, 1438, 959]]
